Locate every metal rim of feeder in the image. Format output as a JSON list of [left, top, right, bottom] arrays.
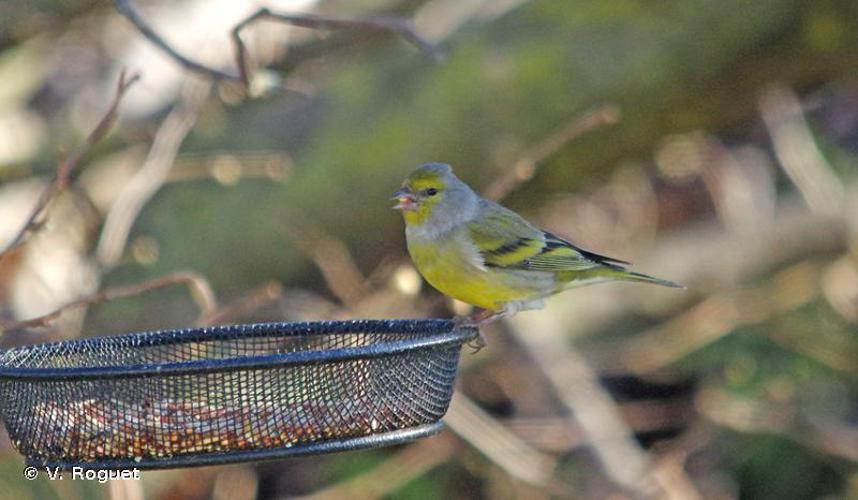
[[0, 319, 474, 379]]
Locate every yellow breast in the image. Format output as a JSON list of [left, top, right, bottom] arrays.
[[406, 234, 543, 311]]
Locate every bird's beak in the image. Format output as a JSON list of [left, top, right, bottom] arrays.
[[391, 188, 417, 211]]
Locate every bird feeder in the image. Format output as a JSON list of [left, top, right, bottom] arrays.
[[0, 319, 476, 470]]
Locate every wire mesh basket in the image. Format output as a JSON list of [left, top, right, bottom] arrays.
[[0, 319, 476, 470]]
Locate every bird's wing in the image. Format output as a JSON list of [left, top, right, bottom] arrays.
[[466, 200, 627, 272]]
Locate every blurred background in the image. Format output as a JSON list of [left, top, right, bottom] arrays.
[[1, 0, 858, 498]]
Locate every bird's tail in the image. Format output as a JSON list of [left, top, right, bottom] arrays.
[[561, 267, 684, 290], [618, 270, 684, 289]]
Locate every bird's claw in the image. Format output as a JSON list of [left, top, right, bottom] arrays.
[[453, 313, 491, 354], [466, 330, 487, 353]]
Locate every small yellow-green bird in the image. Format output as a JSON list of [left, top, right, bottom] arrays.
[[393, 162, 681, 332]]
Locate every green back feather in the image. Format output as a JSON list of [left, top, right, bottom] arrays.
[[465, 199, 682, 288]]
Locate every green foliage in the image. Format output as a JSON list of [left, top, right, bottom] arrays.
[[729, 434, 843, 500]]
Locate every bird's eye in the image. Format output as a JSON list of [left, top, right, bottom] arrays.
[[425, 188, 439, 196]]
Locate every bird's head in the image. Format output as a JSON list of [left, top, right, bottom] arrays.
[[393, 163, 477, 229]]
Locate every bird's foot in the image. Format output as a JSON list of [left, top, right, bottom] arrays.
[[467, 331, 487, 354], [453, 310, 502, 353], [454, 309, 505, 327]]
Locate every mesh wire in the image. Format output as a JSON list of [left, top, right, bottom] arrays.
[[0, 320, 473, 468]]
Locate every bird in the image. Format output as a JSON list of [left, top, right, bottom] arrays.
[[392, 162, 682, 348]]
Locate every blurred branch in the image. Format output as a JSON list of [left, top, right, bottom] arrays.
[[282, 220, 369, 308], [759, 84, 844, 215], [168, 150, 292, 184], [0, 270, 217, 333], [211, 465, 258, 500], [535, 186, 853, 346], [445, 391, 556, 487], [198, 281, 284, 326], [697, 386, 858, 463], [108, 479, 144, 500], [483, 105, 620, 201], [602, 261, 825, 375], [115, 0, 441, 88], [0, 70, 139, 261], [96, 77, 211, 267], [694, 136, 777, 234], [414, 0, 532, 44], [506, 317, 702, 499], [298, 434, 458, 500], [506, 398, 694, 453], [303, 389, 560, 497], [696, 385, 793, 434], [821, 256, 858, 323], [803, 412, 858, 462], [114, 0, 234, 80], [231, 9, 442, 88]]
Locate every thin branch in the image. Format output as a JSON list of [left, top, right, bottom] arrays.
[[601, 261, 830, 375], [803, 412, 858, 462], [697, 386, 858, 463], [444, 392, 556, 487], [483, 105, 620, 201], [232, 10, 442, 87], [0, 271, 217, 333], [114, 0, 235, 81], [0, 70, 139, 260], [198, 281, 285, 327], [96, 77, 211, 268], [759, 84, 844, 215], [107, 477, 145, 500], [505, 398, 694, 453], [506, 316, 702, 499], [524, 187, 852, 353], [282, 219, 369, 308], [115, 0, 441, 89], [167, 150, 292, 184], [297, 434, 458, 500]]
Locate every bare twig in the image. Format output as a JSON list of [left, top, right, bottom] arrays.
[[282, 219, 369, 308], [107, 478, 144, 500], [759, 84, 844, 215], [0, 271, 217, 333], [803, 413, 858, 462], [168, 150, 292, 184], [231, 9, 442, 88], [115, 0, 441, 88], [697, 386, 858, 463], [444, 392, 556, 487], [601, 261, 835, 375], [507, 315, 702, 499], [688, 134, 777, 234], [483, 105, 620, 201], [96, 77, 211, 267], [413, 0, 532, 44], [505, 398, 694, 453], [821, 256, 858, 322], [0, 70, 139, 260], [211, 465, 258, 500], [298, 434, 458, 500], [198, 281, 284, 327], [526, 188, 851, 349], [114, 0, 235, 81]]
